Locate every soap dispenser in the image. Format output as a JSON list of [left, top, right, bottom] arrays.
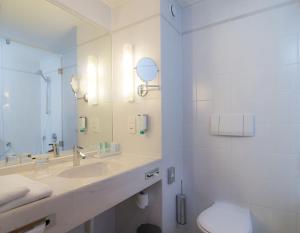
[[137, 114, 148, 135]]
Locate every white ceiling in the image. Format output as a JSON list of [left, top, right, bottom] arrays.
[[101, 0, 203, 8], [0, 0, 108, 53], [101, 0, 130, 8]]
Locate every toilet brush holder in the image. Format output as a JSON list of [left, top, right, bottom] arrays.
[[176, 181, 187, 225]]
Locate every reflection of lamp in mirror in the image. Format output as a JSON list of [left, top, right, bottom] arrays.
[[87, 55, 98, 105], [122, 44, 134, 102], [98, 58, 105, 102]]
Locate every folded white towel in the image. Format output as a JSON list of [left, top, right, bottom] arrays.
[[0, 175, 52, 213], [0, 175, 30, 205]]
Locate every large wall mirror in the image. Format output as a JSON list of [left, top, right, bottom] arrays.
[[0, 0, 112, 163]]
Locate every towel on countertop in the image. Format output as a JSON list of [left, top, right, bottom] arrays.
[[0, 175, 52, 213], [0, 175, 30, 206]]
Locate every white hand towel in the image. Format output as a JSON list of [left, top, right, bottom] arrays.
[[0, 176, 52, 213], [0, 175, 30, 205]]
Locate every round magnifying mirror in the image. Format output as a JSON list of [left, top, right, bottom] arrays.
[[136, 58, 158, 82]]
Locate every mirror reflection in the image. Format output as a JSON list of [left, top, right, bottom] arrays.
[[0, 0, 112, 165]]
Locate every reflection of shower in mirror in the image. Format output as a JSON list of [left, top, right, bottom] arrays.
[[37, 70, 50, 83], [37, 70, 51, 153], [36, 70, 50, 115]]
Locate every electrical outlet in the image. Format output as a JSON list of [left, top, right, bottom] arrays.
[[90, 117, 100, 133], [128, 116, 136, 134]]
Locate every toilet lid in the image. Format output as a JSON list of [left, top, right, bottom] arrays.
[[197, 202, 252, 233]]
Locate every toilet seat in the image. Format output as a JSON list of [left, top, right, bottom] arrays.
[[197, 202, 252, 233]]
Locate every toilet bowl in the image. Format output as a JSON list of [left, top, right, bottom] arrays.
[[197, 202, 252, 233]]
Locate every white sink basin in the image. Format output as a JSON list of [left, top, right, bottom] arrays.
[[58, 161, 122, 178]]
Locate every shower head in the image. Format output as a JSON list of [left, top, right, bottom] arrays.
[[37, 70, 49, 82]]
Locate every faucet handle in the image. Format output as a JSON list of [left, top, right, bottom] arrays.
[[49, 143, 59, 157], [73, 145, 83, 150]]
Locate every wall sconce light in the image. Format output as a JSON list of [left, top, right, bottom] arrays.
[[87, 55, 98, 105], [122, 44, 134, 102]]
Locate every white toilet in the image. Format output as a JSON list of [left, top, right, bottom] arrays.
[[197, 202, 252, 233]]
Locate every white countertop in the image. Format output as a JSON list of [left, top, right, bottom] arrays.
[[0, 153, 162, 233]]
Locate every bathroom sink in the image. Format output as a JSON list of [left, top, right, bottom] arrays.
[[58, 162, 121, 178]]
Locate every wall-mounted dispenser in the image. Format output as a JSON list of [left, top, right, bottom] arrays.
[[135, 57, 160, 97], [79, 117, 87, 133], [137, 114, 148, 135]]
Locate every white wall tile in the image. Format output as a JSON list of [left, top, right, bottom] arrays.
[[182, 1, 300, 233]]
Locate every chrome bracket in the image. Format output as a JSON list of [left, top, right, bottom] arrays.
[[137, 83, 160, 97]]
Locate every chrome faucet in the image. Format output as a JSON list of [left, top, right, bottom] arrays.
[[49, 143, 59, 157], [73, 145, 87, 167]]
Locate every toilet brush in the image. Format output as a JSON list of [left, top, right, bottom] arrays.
[[176, 180, 187, 225]]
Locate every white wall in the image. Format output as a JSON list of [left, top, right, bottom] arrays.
[[0, 39, 5, 157], [111, 0, 161, 157], [67, 208, 116, 233], [160, 0, 184, 233], [182, 1, 300, 233]]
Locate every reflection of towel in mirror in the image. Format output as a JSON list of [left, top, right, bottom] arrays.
[[0, 175, 30, 205], [0, 175, 52, 213], [25, 223, 46, 233]]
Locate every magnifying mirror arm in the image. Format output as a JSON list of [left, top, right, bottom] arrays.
[[137, 83, 160, 97], [77, 94, 88, 102], [73, 92, 88, 102]]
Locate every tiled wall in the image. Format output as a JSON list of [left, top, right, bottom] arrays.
[[182, 0, 300, 233]]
